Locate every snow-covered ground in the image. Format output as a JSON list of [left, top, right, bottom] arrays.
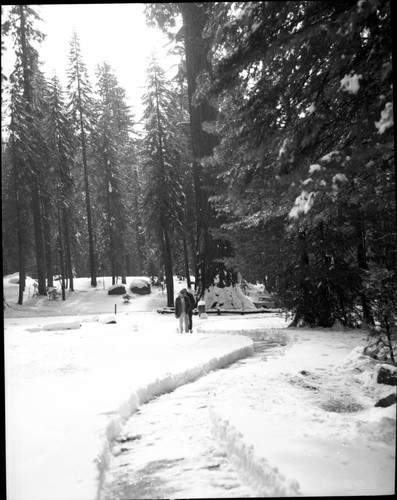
[[4, 275, 396, 499], [199, 318, 396, 496]]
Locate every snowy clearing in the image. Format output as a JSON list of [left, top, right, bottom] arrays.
[[4, 275, 396, 499]]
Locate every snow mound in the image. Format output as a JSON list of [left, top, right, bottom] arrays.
[[42, 321, 81, 331], [107, 284, 126, 295], [129, 277, 151, 295], [4, 272, 37, 287], [129, 277, 150, 288], [357, 405, 396, 444], [98, 315, 117, 324], [204, 285, 257, 310]]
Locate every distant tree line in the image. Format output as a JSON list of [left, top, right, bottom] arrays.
[[1, 5, 196, 307], [2, 3, 395, 334]]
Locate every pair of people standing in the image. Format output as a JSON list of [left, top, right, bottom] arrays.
[[174, 288, 195, 333]]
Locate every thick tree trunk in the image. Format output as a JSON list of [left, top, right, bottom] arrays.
[[180, 2, 237, 300], [317, 221, 333, 327], [11, 142, 26, 305], [57, 207, 66, 300], [63, 208, 74, 291], [162, 222, 174, 307], [355, 216, 375, 326], [188, 228, 197, 282], [291, 230, 313, 326], [30, 175, 47, 295], [182, 231, 191, 289], [42, 194, 54, 289]]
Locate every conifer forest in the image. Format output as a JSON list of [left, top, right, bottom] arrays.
[[1, 3, 395, 334]]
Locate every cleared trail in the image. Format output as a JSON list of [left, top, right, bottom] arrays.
[[100, 340, 281, 499]]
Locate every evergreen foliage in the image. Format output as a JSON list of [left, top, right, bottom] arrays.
[[93, 62, 135, 284], [140, 55, 187, 306], [146, 3, 239, 299], [202, 0, 395, 328], [6, 5, 48, 298], [66, 30, 97, 286], [46, 74, 77, 292]]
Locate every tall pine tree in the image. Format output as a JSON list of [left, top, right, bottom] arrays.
[[146, 3, 238, 300], [140, 54, 186, 306], [46, 74, 77, 294], [94, 61, 133, 284], [67, 30, 97, 286], [7, 5, 48, 297]]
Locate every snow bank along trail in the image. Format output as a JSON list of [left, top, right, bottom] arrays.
[[200, 318, 396, 496], [5, 312, 253, 500], [99, 324, 286, 498]]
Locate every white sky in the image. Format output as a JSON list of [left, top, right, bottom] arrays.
[[2, 3, 179, 121]]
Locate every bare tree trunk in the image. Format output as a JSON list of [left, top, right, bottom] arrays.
[[290, 230, 312, 327], [30, 175, 47, 295], [63, 209, 74, 291], [182, 231, 191, 289], [162, 222, 174, 308], [11, 139, 27, 305], [42, 194, 54, 289], [57, 206, 66, 301], [355, 216, 375, 326]]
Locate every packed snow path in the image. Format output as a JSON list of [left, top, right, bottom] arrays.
[[100, 340, 281, 499]]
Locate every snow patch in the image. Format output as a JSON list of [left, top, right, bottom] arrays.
[[375, 102, 393, 134], [279, 138, 288, 157], [320, 151, 339, 163], [308, 163, 322, 174], [42, 321, 81, 331], [340, 73, 362, 94], [307, 103, 316, 115], [289, 191, 315, 219]]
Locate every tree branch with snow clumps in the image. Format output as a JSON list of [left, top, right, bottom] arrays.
[[339, 73, 362, 94], [289, 191, 315, 220], [375, 102, 393, 135]]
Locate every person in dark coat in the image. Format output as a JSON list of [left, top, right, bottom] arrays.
[[175, 289, 192, 333], [184, 287, 196, 333]]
